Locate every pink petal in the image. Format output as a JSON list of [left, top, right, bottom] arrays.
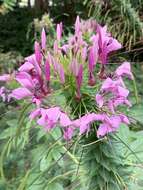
[[97, 123, 109, 137], [109, 115, 121, 129], [60, 112, 72, 127], [18, 62, 34, 72], [115, 62, 133, 79], [10, 88, 32, 100], [26, 54, 42, 76], [37, 108, 47, 126], [29, 108, 41, 120], [116, 86, 129, 98], [119, 114, 130, 125], [96, 94, 104, 108], [46, 107, 61, 123], [0, 74, 11, 81], [107, 38, 122, 53], [80, 124, 90, 135], [101, 78, 115, 91], [16, 72, 33, 89], [97, 24, 108, 49], [63, 127, 74, 140]]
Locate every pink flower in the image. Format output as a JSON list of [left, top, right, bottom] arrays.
[[97, 25, 122, 64], [115, 62, 133, 79], [41, 28, 46, 50], [37, 107, 61, 130], [34, 41, 42, 64], [101, 78, 122, 93], [73, 113, 103, 135], [97, 115, 125, 137], [30, 108, 74, 140], [10, 69, 48, 105], [96, 76, 131, 113]]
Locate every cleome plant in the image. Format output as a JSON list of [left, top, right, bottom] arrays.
[[0, 16, 142, 190]]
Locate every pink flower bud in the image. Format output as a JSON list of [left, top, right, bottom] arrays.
[[45, 59, 50, 81], [56, 22, 63, 41], [75, 16, 80, 35], [34, 41, 42, 64], [41, 28, 46, 50]]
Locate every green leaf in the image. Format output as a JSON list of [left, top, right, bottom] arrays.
[[118, 124, 130, 142], [51, 127, 62, 140], [45, 183, 64, 190], [31, 144, 48, 165], [51, 148, 64, 167], [17, 170, 30, 190], [40, 154, 52, 172], [27, 173, 45, 190], [128, 104, 143, 124], [0, 126, 16, 139]]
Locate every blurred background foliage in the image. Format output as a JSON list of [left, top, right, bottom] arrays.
[[0, 0, 143, 56], [0, 0, 143, 189]]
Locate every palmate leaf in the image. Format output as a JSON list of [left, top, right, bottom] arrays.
[[117, 125, 143, 190], [78, 122, 143, 190]]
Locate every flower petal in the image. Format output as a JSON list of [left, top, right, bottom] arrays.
[[10, 88, 32, 100]]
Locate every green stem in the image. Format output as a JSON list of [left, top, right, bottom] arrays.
[[133, 75, 139, 104], [47, 170, 76, 185], [82, 137, 106, 147]]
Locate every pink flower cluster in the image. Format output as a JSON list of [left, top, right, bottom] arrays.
[[0, 17, 133, 139]]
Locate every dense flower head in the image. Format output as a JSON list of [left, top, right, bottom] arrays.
[[0, 16, 133, 139]]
